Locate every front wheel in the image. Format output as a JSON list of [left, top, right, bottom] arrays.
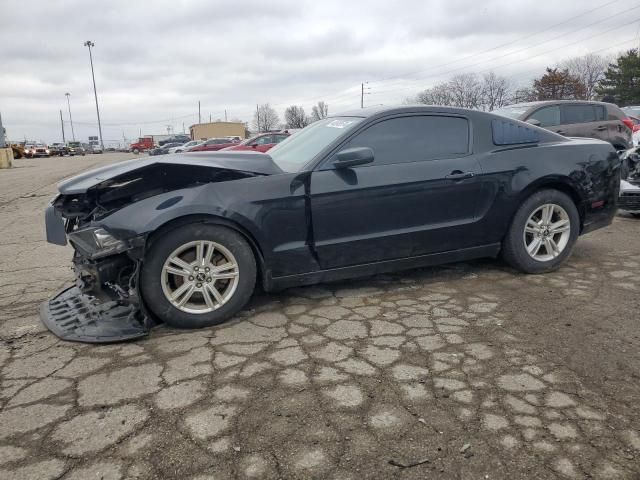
[[141, 224, 257, 328], [502, 190, 579, 273]]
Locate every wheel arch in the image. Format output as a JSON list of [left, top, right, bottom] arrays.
[[515, 176, 585, 232], [144, 214, 267, 289]]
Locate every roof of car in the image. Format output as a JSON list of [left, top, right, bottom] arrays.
[[332, 104, 488, 118], [503, 100, 618, 109]]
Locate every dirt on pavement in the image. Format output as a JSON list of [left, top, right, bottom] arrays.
[[0, 154, 639, 479]]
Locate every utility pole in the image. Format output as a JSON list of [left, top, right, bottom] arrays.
[[65, 93, 75, 141], [60, 110, 66, 143], [198, 101, 201, 124], [224, 109, 227, 122], [84, 41, 104, 151], [209, 114, 212, 123], [361, 82, 370, 108], [0, 112, 5, 148]]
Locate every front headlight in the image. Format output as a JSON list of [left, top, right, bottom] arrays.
[[45, 149, 50, 154], [68, 227, 128, 259]]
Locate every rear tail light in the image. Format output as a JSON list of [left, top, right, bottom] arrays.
[[622, 118, 634, 131]]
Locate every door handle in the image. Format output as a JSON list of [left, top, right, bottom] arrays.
[[555, 130, 566, 135], [595, 125, 607, 131], [445, 171, 475, 180]]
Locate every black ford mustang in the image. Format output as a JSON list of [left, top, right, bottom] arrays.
[[43, 106, 620, 342]]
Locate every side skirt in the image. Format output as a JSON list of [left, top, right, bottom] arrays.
[[265, 243, 501, 291]]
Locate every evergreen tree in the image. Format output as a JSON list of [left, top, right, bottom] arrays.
[[597, 49, 640, 106]]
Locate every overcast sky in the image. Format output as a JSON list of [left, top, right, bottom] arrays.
[[1, 0, 638, 145]]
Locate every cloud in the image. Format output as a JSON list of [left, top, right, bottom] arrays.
[[0, 0, 633, 144]]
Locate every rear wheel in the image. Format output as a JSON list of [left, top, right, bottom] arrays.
[[141, 223, 256, 328], [502, 190, 579, 273]]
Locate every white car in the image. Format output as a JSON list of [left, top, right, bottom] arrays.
[[619, 147, 640, 217], [168, 140, 202, 154], [619, 179, 640, 217]]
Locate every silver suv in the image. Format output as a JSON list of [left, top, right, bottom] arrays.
[[495, 100, 632, 150]]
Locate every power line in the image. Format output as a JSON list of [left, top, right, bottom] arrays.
[[368, 0, 623, 86], [370, 3, 640, 92], [369, 16, 640, 97], [266, 1, 631, 110]]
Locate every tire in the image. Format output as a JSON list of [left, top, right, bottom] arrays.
[[133, 148, 140, 154], [141, 223, 256, 328], [502, 189, 580, 274]]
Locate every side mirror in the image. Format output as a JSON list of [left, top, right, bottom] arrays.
[[333, 147, 374, 168], [526, 118, 541, 127]]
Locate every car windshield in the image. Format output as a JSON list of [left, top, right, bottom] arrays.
[[239, 134, 264, 146], [622, 106, 640, 116], [268, 117, 363, 172], [493, 105, 531, 119]]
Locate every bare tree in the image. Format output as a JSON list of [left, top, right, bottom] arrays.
[[284, 105, 309, 129], [310, 101, 329, 122], [449, 73, 484, 109], [481, 72, 511, 111], [413, 82, 455, 106], [252, 104, 279, 132], [511, 87, 537, 104], [562, 53, 609, 100]]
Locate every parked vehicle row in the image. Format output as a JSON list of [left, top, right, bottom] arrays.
[[142, 131, 293, 157], [22, 142, 88, 157]]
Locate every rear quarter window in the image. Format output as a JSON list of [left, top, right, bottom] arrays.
[[491, 119, 540, 145]]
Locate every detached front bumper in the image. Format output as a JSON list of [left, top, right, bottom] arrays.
[[40, 286, 149, 343]]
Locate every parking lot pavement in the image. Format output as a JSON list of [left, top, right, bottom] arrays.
[[1, 155, 639, 480]]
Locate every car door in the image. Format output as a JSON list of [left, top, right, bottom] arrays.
[[525, 105, 564, 135], [560, 103, 609, 142], [309, 114, 485, 269]]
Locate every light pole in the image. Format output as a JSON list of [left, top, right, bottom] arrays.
[[84, 41, 104, 151], [65, 93, 75, 141]]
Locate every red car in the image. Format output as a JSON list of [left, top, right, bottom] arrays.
[[187, 138, 240, 152], [222, 132, 290, 153]]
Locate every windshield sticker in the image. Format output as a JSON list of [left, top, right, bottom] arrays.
[[326, 120, 355, 129]]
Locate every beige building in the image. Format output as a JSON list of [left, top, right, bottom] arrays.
[[189, 121, 247, 141]]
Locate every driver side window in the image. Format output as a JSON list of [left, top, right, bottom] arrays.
[[527, 106, 560, 127], [338, 115, 469, 167]]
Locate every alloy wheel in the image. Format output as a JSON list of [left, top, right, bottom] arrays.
[[160, 240, 240, 314], [523, 203, 571, 262]]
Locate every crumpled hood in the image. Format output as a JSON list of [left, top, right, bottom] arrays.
[[58, 151, 283, 194]]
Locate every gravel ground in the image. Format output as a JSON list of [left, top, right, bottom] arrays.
[[0, 154, 639, 479]]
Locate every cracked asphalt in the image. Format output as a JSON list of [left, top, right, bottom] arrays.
[[1, 154, 639, 480]]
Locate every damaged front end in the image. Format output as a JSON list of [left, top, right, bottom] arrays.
[[42, 154, 276, 342], [43, 192, 153, 343]]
